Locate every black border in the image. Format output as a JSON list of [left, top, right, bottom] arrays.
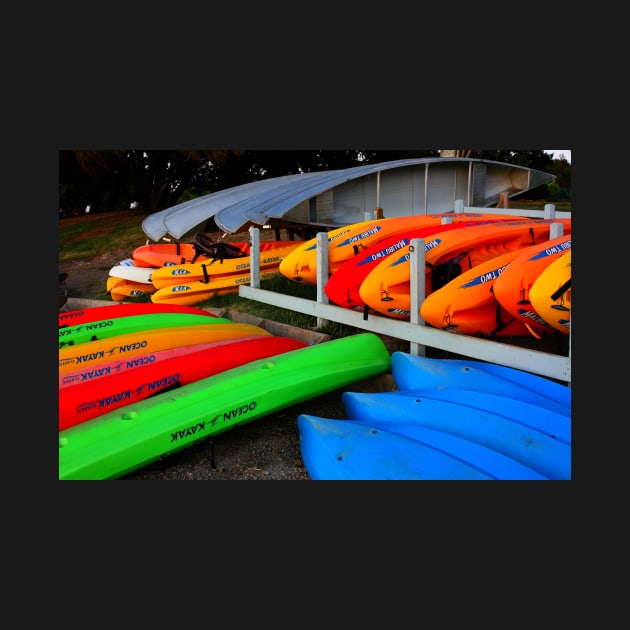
[[46, 90, 587, 548]]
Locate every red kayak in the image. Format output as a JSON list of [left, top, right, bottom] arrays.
[[59, 303, 219, 328], [59, 335, 264, 389], [58, 334, 308, 431]]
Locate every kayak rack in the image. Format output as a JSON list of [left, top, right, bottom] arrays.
[[239, 201, 571, 386]]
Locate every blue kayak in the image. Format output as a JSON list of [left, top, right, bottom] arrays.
[[390, 352, 571, 416], [341, 391, 571, 480], [298, 414, 550, 481], [298, 352, 571, 481]]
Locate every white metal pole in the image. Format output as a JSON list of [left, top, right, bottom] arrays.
[[249, 226, 260, 288], [316, 231, 329, 328], [409, 237, 427, 356]]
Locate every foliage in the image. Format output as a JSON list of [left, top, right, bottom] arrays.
[[546, 156, 571, 192], [59, 150, 244, 216], [545, 182, 562, 201], [59, 149, 569, 217], [510, 200, 571, 212]]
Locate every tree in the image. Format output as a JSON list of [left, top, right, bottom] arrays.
[[59, 149, 567, 215], [546, 156, 571, 193], [59, 150, 127, 215], [59, 150, 245, 215]]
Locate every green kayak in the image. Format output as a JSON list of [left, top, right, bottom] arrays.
[[59, 333, 391, 480], [58, 312, 232, 349]]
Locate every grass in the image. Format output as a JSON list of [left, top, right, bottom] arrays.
[[201, 275, 364, 338], [506, 200, 571, 212], [58, 210, 152, 264], [59, 201, 572, 265], [59, 199, 571, 338]]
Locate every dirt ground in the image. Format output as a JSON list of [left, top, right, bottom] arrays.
[[59, 247, 131, 306]]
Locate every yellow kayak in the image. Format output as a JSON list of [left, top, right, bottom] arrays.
[[528, 250, 571, 335], [150, 242, 301, 289]]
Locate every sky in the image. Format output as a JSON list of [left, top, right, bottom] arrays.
[[545, 150, 571, 164]]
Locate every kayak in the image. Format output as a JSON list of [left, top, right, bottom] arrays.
[[59, 303, 219, 328], [58, 322, 272, 374], [59, 334, 309, 430], [58, 312, 232, 349]]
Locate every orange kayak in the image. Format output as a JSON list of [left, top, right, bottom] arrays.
[[324, 217, 519, 314], [133, 237, 302, 268], [359, 218, 571, 320], [492, 234, 572, 336], [419, 250, 532, 337], [106, 277, 156, 301], [58, 322, 272, 373], [278, 213, 516, 284]]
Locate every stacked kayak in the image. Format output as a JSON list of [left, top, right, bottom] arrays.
[[106, 258, 158, 302], [108, 258, 156, 284], [279, 212, 516, 284], [358, 218, 571, 320], [59, 332, 392, 480], [491, 235, 572, 338], [324, 217, 520, 315], [59, 305, 297, 431], [298, 351, 571, 480], [132, 240, 246, 267], [132, 232, 300, 267], [104, 233, 304, 305], [528, 250, 571, 335], [59, 335, 309, 430], [419, 234, 572, 338], [418, 250, 531, 337], [149, 242, 302, 290], [149, 241, 301, 305], [58, 320, 271, 375], [58, 311, 232, 349], [58, 303, 220, 327], [107, 279, 156, 302], [277, 213, 571, 344], [132, 239, 248, 267]]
